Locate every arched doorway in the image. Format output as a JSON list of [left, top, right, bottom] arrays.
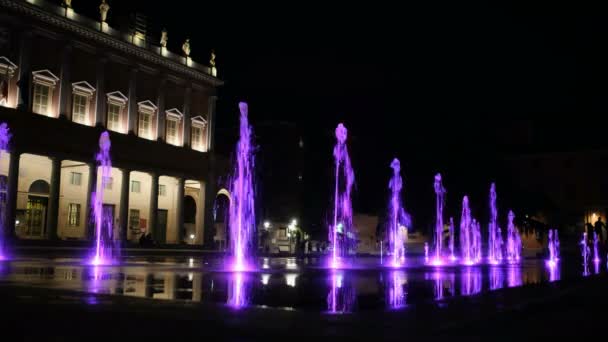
[[22, 179, 50, 238], [214, 189, 231, 250], [183, 195, 196, 242]]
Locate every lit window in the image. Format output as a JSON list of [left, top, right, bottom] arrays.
[[103, 176, 113, 190], [70, 172, 82, 186], [67, 203, 81, 227], [72, 94, 87, 124], [129, 209, 140, 232], [192, 126, 202, 149], [158, 184, 166, 196], [166, 119, 178, 145], [33, 83, 50, 115], [0, 79, 8, 107], [130, 180, 141, 193], [138, 111, 152, 139], [107, 103, 121, 132]]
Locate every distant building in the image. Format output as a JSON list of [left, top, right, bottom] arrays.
[[0, 0, 223, 246]]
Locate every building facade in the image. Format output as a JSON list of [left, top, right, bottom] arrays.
[[0, 0, 223, 246]]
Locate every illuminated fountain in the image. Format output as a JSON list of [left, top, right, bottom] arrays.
[[460, 196, 474, 265], [90, 131, 118, 265], [329, 123, 355, 269], [228, 102, 256, 272], [449, 217, 455, 261], [505, 210, 522, 263], [431, 173, 446, 265], [593, 232, 600, 264], [488, 183, 503, 264], [547, 229, 560, 267], [0, 123, 10, 261], [387, 158, 409, 267], [581, 232, 590, 276]]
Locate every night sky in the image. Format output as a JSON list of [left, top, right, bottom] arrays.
[[58, 0, 608, 233]]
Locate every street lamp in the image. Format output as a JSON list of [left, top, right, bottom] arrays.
[[264, 221, 271, 229], [291, 218, 297, 226]]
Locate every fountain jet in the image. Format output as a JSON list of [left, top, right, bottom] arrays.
[[329, 123, 355, 268], [432, 174, 445, 265], [228, 102, 256, 272], [387, 158, 409, 267], [90, 132, 118, 265]]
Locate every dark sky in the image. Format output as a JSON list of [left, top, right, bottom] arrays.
[[59, 0, 608, 230]]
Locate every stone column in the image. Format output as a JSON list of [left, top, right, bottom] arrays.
[[127, 67, 138, 134], [176, 178, 185, 244], [16, 31, 32, 111], [119, 169, 131, 242], [182, 85, 192, 147], [84, 163, 97, 240], [58, 44, 72, 120], [46, 157, 61, 240], [95, 57, 107, 127], [6, 151, 20, 238], [156, 75, 167, 141], [206, 93, 217, 151], [149, 173, 159, 243], [195, 181, 205, 246]]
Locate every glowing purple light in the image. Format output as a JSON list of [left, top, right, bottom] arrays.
[[89, 131, 117, 266], [387, 158, 409, 267], [0, 123, 10, 261], [228, 102, 256, 272], [488, 183, 503, 264], [329, 123, 355, 269], [592, 232, 600, 264], [505, 210, 522, 263], [433, 174, 445, 261], [327, 271, 354, 314], [547, 229, 560, 266], [387, 271, 406, 309]]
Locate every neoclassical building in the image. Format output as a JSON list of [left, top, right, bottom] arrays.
[[0, 0, 223, 246]]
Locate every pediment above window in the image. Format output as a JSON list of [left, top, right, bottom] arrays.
[[137, 100, 157, 113], [32, 69, 59, 87], [72, 81, 96, 97], [165, 108, 183, 120], [191, 115, 207, 127], [106, 91, 128, 105], [0, 56, 18, 78]]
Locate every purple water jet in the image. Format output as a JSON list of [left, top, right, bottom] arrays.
[[0, 123, 10, 261], [488, 183, 503, 264], [432, 174, 446, 265], [581, 232, 590, 275], [228, 102, 256, 272], [460, 196, 474, 265], [593, 232, 600, 264], [505, 210, 522, 263], [449, 217, 455, 261], [387, 158, 409, 267], [90, 132, 117, 265], [329, 123, 355, 268], [547, 229, 559, 267]]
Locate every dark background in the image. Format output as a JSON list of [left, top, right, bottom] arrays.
[[55, 0, 608, 235]]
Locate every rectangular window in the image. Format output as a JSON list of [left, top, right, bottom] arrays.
[[158, 184, 166, 196], [129, 209, 140, 232], [166, 119, 178, 145], [33, 83, 50, 115], [103, 176, 113, 190], [138, 111, 152, 139], [70, 172, 82, 186], [67, 203, 81, 227], [130, 180, 141, 193], [72, 94, 87, 124], [192, 126, 202, 149], [107, 103, 121, 132]]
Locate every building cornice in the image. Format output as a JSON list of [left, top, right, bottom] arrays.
[[0, 0, 224, 87]]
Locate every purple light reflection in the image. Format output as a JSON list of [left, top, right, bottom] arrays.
[[227, 272, 249, 309], [0, 123, 11, 261], [386, 270, 406, 309]]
